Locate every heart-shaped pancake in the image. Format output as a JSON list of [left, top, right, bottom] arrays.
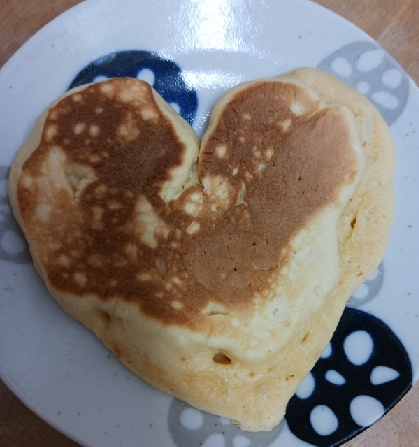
[[8, 68, 395, 431]]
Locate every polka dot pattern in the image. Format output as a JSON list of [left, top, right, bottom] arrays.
[[318, 41, 409, 125], [0, 166, 31, 264], [285, 308, 412, 446], [68, 50, 198, 126]]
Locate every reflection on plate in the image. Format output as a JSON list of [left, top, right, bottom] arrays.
[[0, 0, 418, 446]]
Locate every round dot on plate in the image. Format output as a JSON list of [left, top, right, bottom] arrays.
[[382, 69, 403, 88], [356, 49, 385, 71], [0, 202, 11, 216], [370, 366, 400, 385], [93, 75, 109, 82], [170, 102, 181, 114], [295, 372, 315, 399], [331, 57, 352, 77], [1, 229, 26, 254], [202, 433, 226, 447], [137, 68, 155, 86], [180, 408, 204, 430], [351, 282, 369, 300], [320, 343, 332, 359], [367, 267, 380, 281], [325, 370, 346, 385], [219, 417, 231, 425], [350, 395, 385, 427], [0, 179, 8, 197], [233, 435, 251, 447], [310, 405, 339, 436], [372, 91, 399, 109], [356, 81, 370, 95], [344, 330, 374, 366]]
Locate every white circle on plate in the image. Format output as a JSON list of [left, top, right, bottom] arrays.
[[220, 417, 231, 425], [325, 370, 346, 385], [331, 57, 352, 77], [137, 68, 155, 86], [372, 91, 399, 109], [320, 343, 332, 359], [180, 407, 204, 430], [356, 81, 370, 94], [170, 102, 181, 113], [368, 267, 379, 280], [356, 49, 385, 71], [202, 433, 226, 447], [233, 435, 251, 447], [93, 75, 109, 82], [351, 283, 369, 300], [1, 229, 25, 254], [0, 203, 11, 222], [0, 179, 7, 197], [295, 372, 315, 399], [350, 395, 385, 427], [310, 405, 339, 436], [382, 69, 403, 88], [344, 330, 374, 365], [370, 366, 400, 385]]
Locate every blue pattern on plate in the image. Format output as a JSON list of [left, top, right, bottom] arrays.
[[4, 44, 412, 447], [69, 50, 198, 126]]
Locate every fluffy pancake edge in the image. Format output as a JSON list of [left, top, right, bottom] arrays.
[[8, 69, 395, 431]]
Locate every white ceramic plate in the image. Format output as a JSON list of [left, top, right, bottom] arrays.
[[1, 0, 418, 446]]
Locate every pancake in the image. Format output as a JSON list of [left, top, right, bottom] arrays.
[[8, 68, 395, 431]]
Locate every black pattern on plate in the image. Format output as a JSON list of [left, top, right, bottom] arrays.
[[285, 307, 412, 446], [167, 309, 412, 447]]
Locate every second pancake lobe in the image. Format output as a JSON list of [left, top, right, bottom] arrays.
[[190, 80, 362, 319]]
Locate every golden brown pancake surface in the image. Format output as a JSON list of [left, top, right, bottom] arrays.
[[9, 69, 395, 431], [16, 78, 358, 327]]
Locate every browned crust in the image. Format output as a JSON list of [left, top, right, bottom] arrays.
[[11, 77, 359, 328], [8, 70, 395, 431]]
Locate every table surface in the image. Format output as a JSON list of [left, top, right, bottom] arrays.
[[1, 0, 418, 446]]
